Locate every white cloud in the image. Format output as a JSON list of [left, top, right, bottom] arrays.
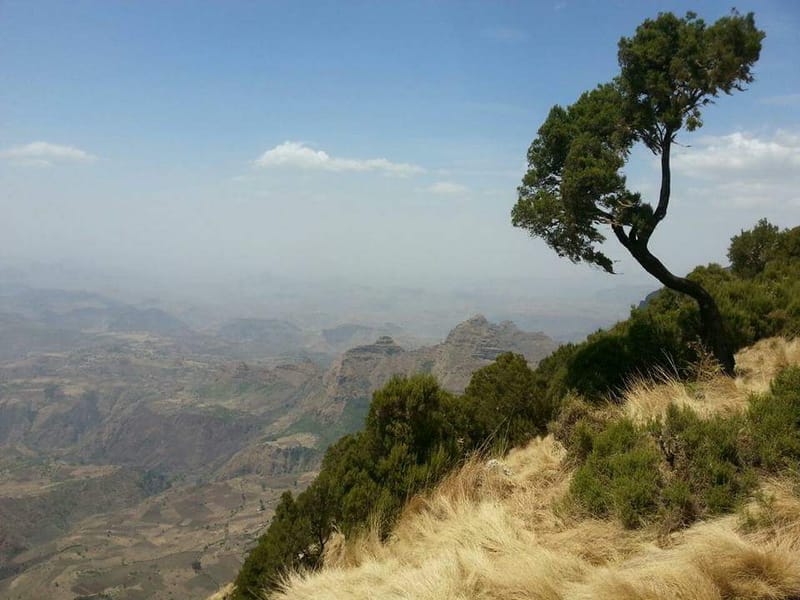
[[253, 141, 424, 177], [425, 181, 470, 195], [673, 131, 800, 178], [671, 130, 800, 208], [0, 141, 97, 166]]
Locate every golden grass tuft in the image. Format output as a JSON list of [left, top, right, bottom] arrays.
[[269, 338, 800, 600], [736, 337, 800, 394], [623, 337, 800, 424], [207, 583, 234, 600]]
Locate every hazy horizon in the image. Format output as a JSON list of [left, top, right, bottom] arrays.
[[2, 1, 798, 328]]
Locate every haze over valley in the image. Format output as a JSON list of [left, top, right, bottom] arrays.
[[1, 1, 799, 599], [0, 272, 560, 598]]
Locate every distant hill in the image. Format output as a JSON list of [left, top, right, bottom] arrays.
[[278, 315, 559, 440], [217, 318, 306, 355], [0, 308, 557, 600]]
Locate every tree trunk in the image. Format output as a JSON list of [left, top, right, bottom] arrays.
[[612, 226, 736, 375], [695, 289, 736, 375]]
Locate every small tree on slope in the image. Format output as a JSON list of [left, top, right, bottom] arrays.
[[512, 11, 764, 374]]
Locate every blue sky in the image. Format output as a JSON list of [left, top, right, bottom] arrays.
[[1, 0, 799, 294]]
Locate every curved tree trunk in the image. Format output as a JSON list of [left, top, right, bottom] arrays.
[[609, 133, 735, 375], [612, 226, 736, 375]]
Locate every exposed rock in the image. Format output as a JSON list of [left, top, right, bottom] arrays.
[[302, 315, 559, 425], [216, 438, 319, 479]]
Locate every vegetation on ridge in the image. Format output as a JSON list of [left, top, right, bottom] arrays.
[[233, 215, 799, 598], [271, 344, 800, 599], [512, 11, 765, 373], [233, 357, 552, 598]]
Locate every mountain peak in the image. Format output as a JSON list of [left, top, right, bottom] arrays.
[[466, 314, 489, 326]]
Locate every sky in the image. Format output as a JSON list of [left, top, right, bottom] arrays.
[[1, 0, 799, 298]]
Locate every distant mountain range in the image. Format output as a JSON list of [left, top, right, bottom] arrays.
[[0, 284, 559, 600]]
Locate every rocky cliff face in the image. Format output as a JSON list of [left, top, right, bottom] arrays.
[[299, 315, 559, 426], [429, 315, 558, 392]]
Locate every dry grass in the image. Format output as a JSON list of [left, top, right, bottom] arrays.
[[736, 337, 800, 394], [207, 583, 234, 600], [624, 337, 800, 424], [267, 338, 800, 600]]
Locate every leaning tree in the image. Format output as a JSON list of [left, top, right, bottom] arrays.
[[512, 11, 764, 374]]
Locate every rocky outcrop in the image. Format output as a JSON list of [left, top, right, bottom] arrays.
[[430, 315, 559, 392], [216, 437, 320, 479], [301, 315, 559, 426]]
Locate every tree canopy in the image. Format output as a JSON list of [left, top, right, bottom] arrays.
[[512, 11, 764, 373]]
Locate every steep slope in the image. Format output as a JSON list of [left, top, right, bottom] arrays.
[[291, 315, 558, 431], [270, 338, 800, 600]]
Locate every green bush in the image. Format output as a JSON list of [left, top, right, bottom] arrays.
[[746, 366, 800, 470], [235, 375, 466, 598], [728, 218, 782, 278], [656, 405, 752, 515], [570, 419, 662, 527], [460, 352, 554, 449], [233, 491, 315, 596], [569, 367, 800, 530]]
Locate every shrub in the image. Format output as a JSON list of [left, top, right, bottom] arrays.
[[746, 366, 800, 470], [234, 375, 463, 598], [570, 419, 662, 527], [656, 405, 753, 516], [569, 368, 800, 530], [461, 352, 553, 449], [233, 491, 315, 596], [728, 218, 782, 278]]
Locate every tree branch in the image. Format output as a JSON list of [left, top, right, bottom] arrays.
[[640, 128, 672, 243], [612, 224, 631, 249]]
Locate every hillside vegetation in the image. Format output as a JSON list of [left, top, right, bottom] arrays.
[[274, 339, 800, 599], [229, 220, 800, 599]]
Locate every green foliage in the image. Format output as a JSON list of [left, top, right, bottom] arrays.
[[234, 376, 459, 597], [569, 367, 800, 530], [233, 491, 317, 596], [746, 366, 800, 471], [234, 358, 560, 598], [570, 419, 662, 528], [554, 307, 690, 400], [656, 405, 752, 516], [367, 375, 456, 459], [513, 11, 764, 273], [513, 83, 634, 273], [617, 11, 764, 136], [460, 353, 554, 448], [728, 218, 782, 278]]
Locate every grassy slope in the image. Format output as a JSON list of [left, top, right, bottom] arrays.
[[271, 338, 800, 600]]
